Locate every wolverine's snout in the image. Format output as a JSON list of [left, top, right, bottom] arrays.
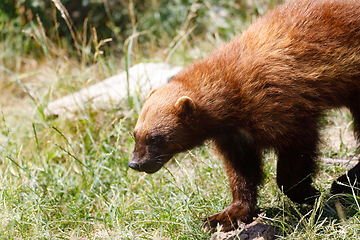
[[128, 153, 164, 173], [128, 161, 140, 171], [128, 158, 164, 173], [128, 153, 143, 172], [128, 152, 171, 174]]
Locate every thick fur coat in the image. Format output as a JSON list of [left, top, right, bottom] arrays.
[[129, 0, 360, 231]]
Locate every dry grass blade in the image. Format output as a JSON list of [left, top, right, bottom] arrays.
[[51, 0, 81, 57], [1, 0, 359, 239]]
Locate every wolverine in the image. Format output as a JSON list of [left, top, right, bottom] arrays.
[[129, 0, 360, 231]]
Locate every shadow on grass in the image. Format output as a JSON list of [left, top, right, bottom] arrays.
[[260, 192, 360, 238]]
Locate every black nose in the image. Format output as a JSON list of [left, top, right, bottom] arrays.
[[128, 162, 140, 171]]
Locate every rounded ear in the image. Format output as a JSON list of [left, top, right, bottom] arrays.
[[147, 89, 157, 99], [174, 96, 196, 121]]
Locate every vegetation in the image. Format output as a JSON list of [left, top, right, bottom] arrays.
[[1, 0, 359, 239]]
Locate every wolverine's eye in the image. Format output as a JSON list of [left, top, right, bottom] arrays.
[[146, 134, 155, 144], [146, 134, 162, 145]]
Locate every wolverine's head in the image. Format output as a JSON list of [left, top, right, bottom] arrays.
[[128, 86, 201, 174]]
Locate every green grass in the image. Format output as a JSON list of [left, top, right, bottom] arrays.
[[1, 0, 360, 239]]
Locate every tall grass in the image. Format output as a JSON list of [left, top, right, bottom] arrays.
[[1, 0, 360, 239]]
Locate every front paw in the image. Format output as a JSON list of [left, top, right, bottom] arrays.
[[204, 202, 253, 232]]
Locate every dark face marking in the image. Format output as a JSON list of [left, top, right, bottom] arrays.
[[146, 133, 165, 147], [129, 130, 174, 173], [128, 88, 201, 174]]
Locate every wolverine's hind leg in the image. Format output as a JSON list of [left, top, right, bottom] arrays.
[[331, 101, 360, 194], [331, 162, 360, 194], [276, 122, 320, 204]]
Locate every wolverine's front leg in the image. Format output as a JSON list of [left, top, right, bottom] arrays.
[[205, 131, 263, 231]]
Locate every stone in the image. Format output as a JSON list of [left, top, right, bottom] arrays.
[[45, 62, 183, 118], [210, 214, 274, 240]]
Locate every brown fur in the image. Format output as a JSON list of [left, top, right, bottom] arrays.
[[129, 0, 360, 231]]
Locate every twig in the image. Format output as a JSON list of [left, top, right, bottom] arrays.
[[319, 157, 358, 168]]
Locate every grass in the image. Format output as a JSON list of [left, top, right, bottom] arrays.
[[1, 0, 360, 239]]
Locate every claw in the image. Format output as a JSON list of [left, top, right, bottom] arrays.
[[203, 202, 253, 232]]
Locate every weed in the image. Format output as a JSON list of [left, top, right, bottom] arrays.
[[0, 0, 359, 239]]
